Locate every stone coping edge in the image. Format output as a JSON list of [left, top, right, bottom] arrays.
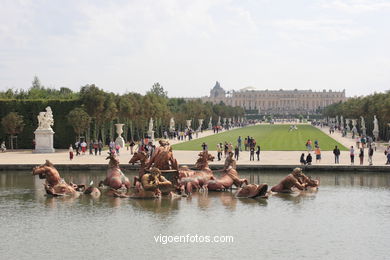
[[1, 164, 389, 172]]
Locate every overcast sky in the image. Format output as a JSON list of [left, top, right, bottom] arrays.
[[0, 0, 389, 97]]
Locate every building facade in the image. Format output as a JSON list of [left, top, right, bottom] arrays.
[[204, 81, 346, 115]]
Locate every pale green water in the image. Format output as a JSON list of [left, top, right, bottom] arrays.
[[0, 170, 389, 260]]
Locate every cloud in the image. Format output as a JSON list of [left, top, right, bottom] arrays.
[[320, 0, 390, 13]]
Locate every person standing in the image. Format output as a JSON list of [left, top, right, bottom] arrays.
[[237, 136, 242, 151], [368, 145, 374, 165], [333, 145, 340, 164], [217, 143, 222, 161], [256, 145, 261, 161], [89, 141, 93, 155], [81, 140, 87, 155], [385, 146, 390, 165], [69, 144, 74, 160], [98, 140, 103, 155], [306, 153, 312, 165], [350, 146, 355, 165], [224, 142, 228, 158], [244, 138, 248, 151], [249, 146, 255, 161], [315, 146, 321, 163], [300, 153, 306, 165], [201, 142, 208, 151], [359, 147, 364, 165], [234, 145, 239, 160], [93, 140, 98, 155], [75, 141, 80, 156]]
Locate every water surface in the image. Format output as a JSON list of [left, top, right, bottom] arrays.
[[0, 170, 389, 260]]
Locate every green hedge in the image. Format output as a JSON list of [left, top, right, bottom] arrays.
[[0, 99, 82, 149]]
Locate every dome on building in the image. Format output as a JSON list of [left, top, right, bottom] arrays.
[[240, 86, 257, 91]]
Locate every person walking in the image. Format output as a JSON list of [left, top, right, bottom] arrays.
[[350, 146, 355, 165], [249, 146, 255, 161], [300, 153, 306, 165], [201, 142, 208, 151], [0, 141, 6, 152], [385, 146, 390, 165], [75, 141, 80, 156], [81, 140, 87, 155], [234, 145, 239, 160], [224, 142, 228, 158], [89, 141, 93, 155], [315, 146, 321, 163], [69, 144, 74, 160], [333, 145, 340, 164], [368, 145, 374, 165], [244, 138, 248, 151], [359, 147, 364, 165], [256, 145, 261, 161]]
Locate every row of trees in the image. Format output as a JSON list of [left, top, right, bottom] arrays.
[[0, 78, 244, 148], [323, 91, 390, 141]]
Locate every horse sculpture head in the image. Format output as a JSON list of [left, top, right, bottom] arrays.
[[106, 152, 120, 168], [32, 160, 55, 179], [195, 151, 215, 170], [129, 151, 148, 165]]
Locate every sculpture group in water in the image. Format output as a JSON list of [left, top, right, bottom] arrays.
[[32, 140, 319, 200]]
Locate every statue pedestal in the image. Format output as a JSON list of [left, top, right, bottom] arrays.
[[361, 127, 366, 136], [148, 130, 155, 142], [373, 130, 379, 141], [115, 136, 125, 148], [33, 129, 55, 153]]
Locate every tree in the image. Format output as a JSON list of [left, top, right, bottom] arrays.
[[67, 107, 91, 140], [147, 82, 168, 98], [32, 76, 42, 89], [1, 112, 24, 149]]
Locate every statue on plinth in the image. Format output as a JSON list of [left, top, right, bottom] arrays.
[[360, 116, 366, 136], [148, 118, 155, 141], [34, 106, 55, 153], [169, 117, 175, 132]]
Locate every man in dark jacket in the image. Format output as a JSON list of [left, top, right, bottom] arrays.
[[333, 146, 341, 164]]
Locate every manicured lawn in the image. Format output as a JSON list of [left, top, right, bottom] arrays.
[[172, 124, 348, 151]]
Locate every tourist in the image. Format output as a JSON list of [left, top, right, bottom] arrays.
[[75, 140, 80, 156], [306, 153, 312, 165], [256, 145, 261, 161], [109, 140, 115, 152], [300, 153, 306, 165], [98, 140, 103, 155], [356, 137, 360, 149], [350, 146, 355, 165], [81, 140, 87, 155], [361, 136, 366, 148], [385, 146, 390, 165], [129, 139, 135, 154], [244, 138, 248, 151], [228, 143, 233, 154], [201, 142, 208, 151], [93, 140, 98, 155], [234, 145, 239, 160], [333, 145, 340, 164], [69, 144, 74, 160], [368, 145, 374, 165], [249, 146, 255, 161], [216, 143, 222, 161], [89, 141, 93, 155], [237, 136, 242, 151], [224, 142, 228, 158], [359, 147, 364, 165], [0, 141, 6, 152], [306, 139, 312, 151], [315, 146, 321, 163]]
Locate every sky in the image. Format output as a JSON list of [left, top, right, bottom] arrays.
[[0, 0, 389, 98]]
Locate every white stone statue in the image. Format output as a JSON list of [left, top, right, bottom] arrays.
[[169, 117, 175, 132], [115, 123, 125, 148], [360, 116, 366, 136], [373, 115, 379, 140], [351, 119, 358, 135], [37, 106, 54, 130], [198, 119, 204, 131], [186, 120, 192, 129], [217, 116, 221, 126], [208, 117, 212, 129], [340, 115, 344, 129], [148, 118, 154, 132]]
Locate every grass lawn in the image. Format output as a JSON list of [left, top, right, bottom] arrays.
[[172, 124, 348, 151]]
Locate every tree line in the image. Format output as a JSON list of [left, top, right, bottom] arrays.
[[0, 78, 244, 148], [323, 91, 390, 141]]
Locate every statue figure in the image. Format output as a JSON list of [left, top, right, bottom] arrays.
[[148, 118, 154, 132], [271, 168, 319, 193], [346, 119, 350, 132], [340, 115, 344, 129], [351, 119, 358, 138], [37, 106, 54, 130], [169, 117, 175, 132], [208, 117, 212, 129], [217, 116, 221, 126], [360, 116, 366, 136], [373, 115, 379, 140]]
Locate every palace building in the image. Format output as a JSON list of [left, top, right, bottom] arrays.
[[202, 81, 346, 115]]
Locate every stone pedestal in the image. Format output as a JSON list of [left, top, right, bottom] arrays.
[[33, 129, 55, 153]]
